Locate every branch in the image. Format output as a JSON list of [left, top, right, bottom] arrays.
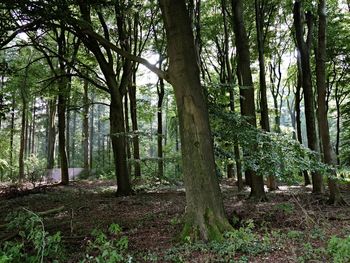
[[80, 26, 170, 83]]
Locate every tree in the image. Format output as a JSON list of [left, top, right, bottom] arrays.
[[315, 0, 345, 204], [293, 0, 324, 194], [159, 0, 232, 241], [231, 0, 267, 200]]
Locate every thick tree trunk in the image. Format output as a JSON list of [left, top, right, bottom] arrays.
[[160, 0, 232, 241], [110, 86, 132, 196], [294, 1, 323, 193], [315, 0, 345, 204], [47, 98, 56, 170], [232, 0, 266, 200]]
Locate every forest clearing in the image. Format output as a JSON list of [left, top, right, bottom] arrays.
[[1, 0, 350, 262]]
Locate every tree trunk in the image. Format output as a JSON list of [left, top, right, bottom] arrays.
[[255, 0, 277, 191], [294, 1, 323, 193], [82, 79, 90, 172], [58, 86, 69, 185], [315, 0, 345, 204], [47, 98, 57, 170], [222, 0, 243, 190], [232, 0, 266, 200], [124, 95, 132, 175], [157, 76, 165, 180], [129, 81, 141, 177], [89, 93, 94, 171], [31, 100, 36, 154], [160, 0, 232, 241], [295, 52, 311, 186], [19, 99, 27, 182], [255, 0, 270, 133], [9, 95, 15, 178], [110, 86, 132, 196]]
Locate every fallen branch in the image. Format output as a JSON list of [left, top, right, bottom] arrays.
[[38, 206, 65, 216]]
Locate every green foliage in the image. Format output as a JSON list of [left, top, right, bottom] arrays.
[[149, 220, 271, 262], [0, 209, 65, 263], [297, 242, 326, 263], [274, 203, 295, 214], [82, 224, 131, 263], [327, 235, 350, 263], [24, 155, 46, 186], [209, 101, 325, 183]]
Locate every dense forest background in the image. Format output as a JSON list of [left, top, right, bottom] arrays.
[[0, 0, 349, 262]]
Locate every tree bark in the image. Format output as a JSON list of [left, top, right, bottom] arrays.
[[160, 0, 232, 241], [19, 96, 27, 182], [232, 0, 266, 200], [315, 0, 345, 204], [129, 81, 141, 177], [294, 1, 323, 194], [157, 74, 165, 180], [9, 95, 15, 178], [82, 78, 90, 172], [47, 98, 57, 170], [295, 53, 311, 186], [57, 83, 69, 185], [78, 1, 132, 195]]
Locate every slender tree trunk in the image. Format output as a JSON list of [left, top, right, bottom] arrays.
[[294, 1, 323, 193], [157, 77, 165, 180], [157, 56, 165, 180], [295, 54, 311, 185], [255, 0, 277, 191], [160, 0, 232, 241], [124, 94, 132, 175], [232, 0, 266, 200], [222, 0, 243, 190], [19, 99, 27, 182], [47, 98, 57, 170], [82, 79, 90, 172], [71, 110, 77, 168], [255, 0, 270, 132], [89, 93, 94, 171], [31, 100, 36, 154], [9, 95, 15, 178], [315, 0, 345, 204], [335, 86, 341, 165], [58, 84, 69, 185], [66, 87, 71, 166], [129, 81, 141, 177]]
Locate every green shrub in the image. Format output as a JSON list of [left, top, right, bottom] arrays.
[[0, 209, 65, 263], [82, 223, 131, 263], [327, 235, 350, 263]]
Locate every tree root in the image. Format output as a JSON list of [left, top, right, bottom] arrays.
[[180, 209, 233, 242]]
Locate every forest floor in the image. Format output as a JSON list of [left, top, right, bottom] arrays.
[[0, 179, 349, 262]]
